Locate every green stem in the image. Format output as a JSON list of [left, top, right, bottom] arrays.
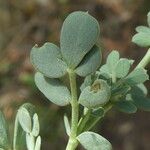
[[77, 109, 91, 134], [136, 48, 150, 68], [83, 102, 113, 131], [66, 70, 79, 150]]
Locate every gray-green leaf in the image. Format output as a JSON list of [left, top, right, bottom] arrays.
[[31, 114, 40, 137], [99, 64, 110, 78], [135, 26, 150, 33], [75, 45, 102, 76], [106, 50, 119, 74], [18, 107, 32, 133], [114, 100, 137, 114], [115, 58, 131, 78], [80, 75, 93, 92], [60, 11, 100, 68], [34, 136, 41, 150], [30, 42, 67, 78], [130, 86, 150, 111], [0, 111, 9, 149], [132, 32, 150, 47], [63, 115, 70, 136], [77, 131, 112, 150], [26, 133, 35, 150], [125, 68, 149, 85], [79, 79, 111, 108], [35, 72, 71, 106]]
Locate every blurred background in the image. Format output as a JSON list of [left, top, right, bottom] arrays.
[[0, 0, 150, 150]]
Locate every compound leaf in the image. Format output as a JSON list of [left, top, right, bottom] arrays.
[[30, 42, 67, 78], [60, 11, 100, 68], [76, 45, 102, 76], [35, 72, 71, 106], [125, 68, 149, 86], [77, 131, 112, 150], [79, 79, 111, 108]]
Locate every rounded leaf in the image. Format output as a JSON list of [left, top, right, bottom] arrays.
[[136, 26, 150, 33], [18, 107, 32, 133], [75, 45, 102, 76], [77, 131, 112, 150], [106, 50, 120, 74], [79, 79, 111, 108], [115, 58, 131, 78], [60, 11, 100, 68], [132, 32, 150, 47], [125, 68, 149, 86], [35, 72, 71, 106], [30, 42, 67, 78]]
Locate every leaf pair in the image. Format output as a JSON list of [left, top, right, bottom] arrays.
[[132, 11, 150, 47], [31, 11, 101, 78]]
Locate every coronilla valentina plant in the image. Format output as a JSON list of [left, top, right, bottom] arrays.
[[0, 11, 150, 150]]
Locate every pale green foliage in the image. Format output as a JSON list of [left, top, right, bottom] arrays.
[[77, 132, 112, 150], [132, 11, 150, 47], [1, 10, 150, 150], [60, 11, 100, 68], [125, 68, 149, 85], [18, 107, 32, 133], [75, 45, 102, 76], [32, 114, 40, 137], [99, 50, 133, 79], [31, 43, 67, 78], [128, 86, 150, 111], [34, 136, 41, 150], [34, 72, 71, 106], [17, 104, 41, 150], [106, 50, 120, 74], [79, 79, 111, 108], [115, 58, 132, 78], [64, 115, 71, 136]]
